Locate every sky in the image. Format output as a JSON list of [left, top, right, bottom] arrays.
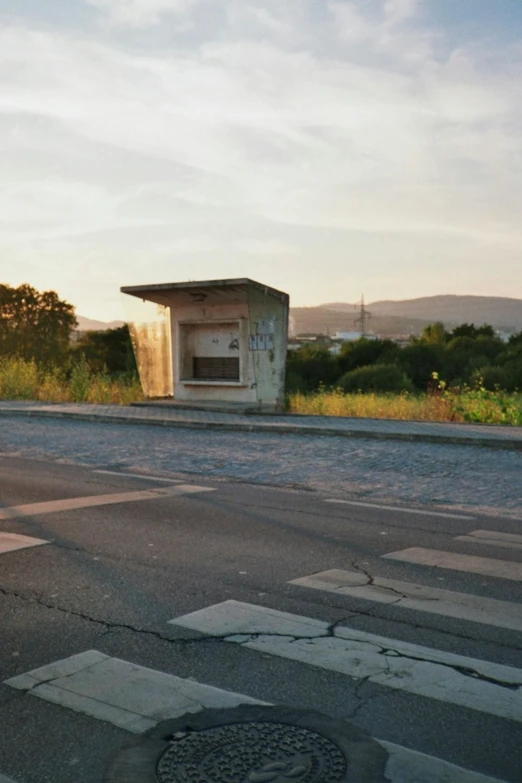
[[1, 0, 521, 321]]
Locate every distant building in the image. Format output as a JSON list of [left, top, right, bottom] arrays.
[[287, 334, 333, 350], [334, 330, 364, 341]]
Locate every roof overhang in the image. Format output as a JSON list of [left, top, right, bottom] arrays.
[[121, 278, 289, 308]]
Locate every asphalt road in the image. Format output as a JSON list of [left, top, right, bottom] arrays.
[[0, 417, 521, 782]]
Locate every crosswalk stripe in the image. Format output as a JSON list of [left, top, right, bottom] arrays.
[[0, 484, 214, 521], [92, 470, 182, 483], [324, 498, 474, 520], [288, 569, 522, 632], [0, 532, 49, 555], [4, 650, 508, 783], [5, 650, 264, 733], [169, 600, 522, 722], [382, 547, 522, 581], [380, 741, 505, 783], [455, 530, 522, 551]]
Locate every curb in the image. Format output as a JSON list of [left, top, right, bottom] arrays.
[[1, 406, 522, 450]]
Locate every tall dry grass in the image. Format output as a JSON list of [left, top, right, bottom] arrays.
[[2, 356, 521, 424], [287, 387, 522, 425], [0, 357, 143, 405]]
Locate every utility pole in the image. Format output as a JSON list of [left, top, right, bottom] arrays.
[[354, 294, 371, 337]]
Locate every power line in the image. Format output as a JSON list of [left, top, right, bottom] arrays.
[[354, 294, 371, 336]]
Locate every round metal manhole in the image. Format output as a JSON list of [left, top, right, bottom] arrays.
[[156, 721, 347, 783], [103, 705, 388, 783]]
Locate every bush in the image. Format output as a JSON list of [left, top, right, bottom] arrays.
[[478, 363, 521, 392], [285, 345, 339, 392], [0, 355, 143, 404], [338, 364, 413, 393], [69, 357, 94, 402], [444, 336, 504, 385], [398, 343, 447, 390], [0, 357, 40, 399], [70, 325, 137, 375], [338, 338, 400, 375]]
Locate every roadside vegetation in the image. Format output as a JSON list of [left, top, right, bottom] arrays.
[[0, 356, 143, 405], [0, 282, 142, 405], [286, 321, 522, 425], [287, 386, 522, 425], [1, 283, 521, 423]]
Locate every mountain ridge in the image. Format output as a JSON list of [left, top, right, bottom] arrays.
[[76, 295, 522, 336], [291, 295, 522, 336], [76, 315, 124, 331]]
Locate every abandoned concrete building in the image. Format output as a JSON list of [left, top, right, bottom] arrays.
[[121, 278, 289, 411]]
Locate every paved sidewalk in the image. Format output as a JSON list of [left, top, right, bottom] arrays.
[[1, 400, 521, 450]]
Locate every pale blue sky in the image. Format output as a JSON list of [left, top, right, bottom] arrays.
[[1, 0, 521, 320]]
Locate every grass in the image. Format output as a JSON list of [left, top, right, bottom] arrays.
[[0, 357, 144, 406], [2, 356, 521, 425], [287, 386, 522, 426]]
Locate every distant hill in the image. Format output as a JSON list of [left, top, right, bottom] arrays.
[[291, 295, 522, 337], [76, 315, 124, 332], [76, 295, 522, 337]]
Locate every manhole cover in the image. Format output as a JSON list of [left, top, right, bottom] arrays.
[[157, 721, 347, 782], [103, 705, 388, 783]]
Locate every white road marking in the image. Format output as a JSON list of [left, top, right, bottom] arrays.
[[455, 530, 522, 551], [0, 532, 49, 555], [325, 499, 474, 520], [4, 650, 508, 782], [93, 470, 181, 483], [383, 547, 522, 581], [380, 741, 506, 783], [289, 569, 522, 632], [5, 650, 263, 733], [169, 601, 330, 637], [169, 601, 522, 722], [0, 485, 214, 521]]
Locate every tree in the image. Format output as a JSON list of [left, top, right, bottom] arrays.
[[0, 283, 77, 364], [71, 325, 137, 375], [449, 323, 496, 339], [417, 321, 448, 345], [285, 345, 339, 392], [338, 364, 413, 393], [398, 343, 447, 390], [338, 338, 400, 375]]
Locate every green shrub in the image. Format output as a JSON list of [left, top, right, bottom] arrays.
[[338, 338, 400, 374], [398, 343, 447, 390], [70, 325, 137, 374], [338, 364, 413, 393], [68, 357, 94, 402], [285, 345, 339, 392], [0, 357, 39, 399], [478, 363, 521, 393]]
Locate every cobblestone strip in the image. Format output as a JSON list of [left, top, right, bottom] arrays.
[[0, 402, 521, 450], [0, 415, 521, 517]]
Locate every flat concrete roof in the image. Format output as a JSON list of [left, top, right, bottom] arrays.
[[121, 278, 289, 304]]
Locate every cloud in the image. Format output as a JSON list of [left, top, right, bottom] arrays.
[[1, 20, 519, 236], [0, 1, 521, 315], [235, 239, 299, 255], [384, 0, 418, 24], [86, 0, 193, 28], [328, 3, 373, 42], [157, 236, 218, 254]]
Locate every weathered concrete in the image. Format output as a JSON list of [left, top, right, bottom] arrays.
[[121, 278, 289, 408]]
